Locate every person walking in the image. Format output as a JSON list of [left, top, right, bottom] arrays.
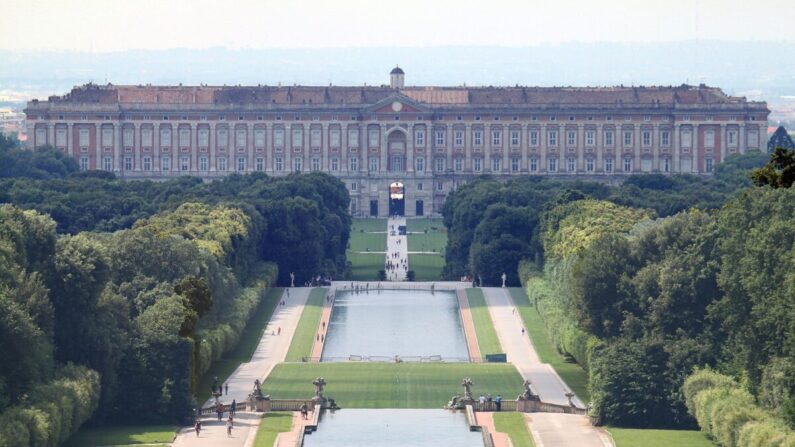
[[300, 403, 309, 420], [225, 383, 228, 395], [231, 399, 236, 415], [495, 395, 502, 411], [278, 326, 281, 335], [226, 417, 233, 437], [194, 420, 201, 437]]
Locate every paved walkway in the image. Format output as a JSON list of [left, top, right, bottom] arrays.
[[309, 288, 335, 360], [482, 287, 612, 447], [456, 289, 482, 361], [385, 216, 408, 281], [172, 288, 311, 447], [274, 410, 317, 447], [474, 412, 511, 447]]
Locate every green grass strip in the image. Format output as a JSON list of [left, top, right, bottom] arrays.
[[285, 288, 326, 361], [509, 287, 590, 403], [352, 218, 387, 232], [263, 363, 524, 408], [196, 287, 284, 402], [346, 253, 385, 280], [408, 254, 444, 281], [493, 412, 535, 447], [607, 427, 714, 447], [62, 425, 177, 447], [252, 412, 294, 447], [405, 218, 445, 233], [466, 288, 503, 357]]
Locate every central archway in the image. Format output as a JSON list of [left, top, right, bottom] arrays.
[[389, 181, 405, 216]]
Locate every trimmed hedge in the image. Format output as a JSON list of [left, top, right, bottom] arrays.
[[0, 363, 100, 447], [682, 369, 795, 447]]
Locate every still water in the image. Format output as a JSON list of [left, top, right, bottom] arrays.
[[303, 409, 482, 447], [321, 289, 469, 361]]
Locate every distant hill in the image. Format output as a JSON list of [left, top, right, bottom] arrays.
[[2, 42, 794, 101]]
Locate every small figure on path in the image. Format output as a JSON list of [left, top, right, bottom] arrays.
[[226, 417, 233, 437], [225, 383, 228, 395], [321, 334, 324, 342], [300, 403, 309, 419], [194, 420, 201, 437], [521, 328, 525, 336], [217, 403, 225, 421], [278, 326, 281, 335], [495, 394, 502, 411], [479, 395, 486, 405], [286, 288, 290, 297], [317, 333, 320, 342], [322, 321, 326, 330], [290, 272, 295, 288], [501, 272, 507, 288], [231, 399, 236, 415]]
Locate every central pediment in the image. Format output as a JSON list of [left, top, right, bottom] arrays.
[[365, 93, 431, 114]]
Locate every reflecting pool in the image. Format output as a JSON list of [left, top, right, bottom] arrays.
[[321, 289, 468, 361], [303, 409, 482, 447]]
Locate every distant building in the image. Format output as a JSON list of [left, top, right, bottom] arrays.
[[1, 107, 27, 141], [25, 67, 769, 217]]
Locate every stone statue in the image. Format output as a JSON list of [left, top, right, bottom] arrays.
[[253, 379, 263, 397], [290, 272, 295, 288], [461, 377, 474, 400], [501, 272, 507, 288], [565, 392, 576, 407], [521, 379, 538, 400], [313, 377, 326, 398], [478, 274, 483, 287]]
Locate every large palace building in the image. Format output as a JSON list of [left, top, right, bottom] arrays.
[[25, 67, 769, 217]]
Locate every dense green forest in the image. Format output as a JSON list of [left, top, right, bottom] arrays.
[[0, 138, 351, 445]]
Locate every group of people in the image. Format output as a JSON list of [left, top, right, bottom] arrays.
[[478, 394, 504, 411], [194, 399, 237, 438], [385, 252, 408, 274]]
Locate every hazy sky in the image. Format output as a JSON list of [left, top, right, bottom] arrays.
[[1, 0, 794, 51]]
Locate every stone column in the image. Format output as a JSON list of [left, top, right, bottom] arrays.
[[739, 123, 746, 154], [113, 122, 121, 172], [501, 126, 509, 174], [191, 123, 199, 173], [577, 124, 584, 172], [596, 124, 603, 173], [540, 124, 547, 173], [209, 123, 217, 172], [652, 124, 660, 172], [720, 123, 727, 163], [521, 124, 528, 172], [407, 124, 415, 173], [464, 124, 472, 171], [673, 124, 681, 173], [67, 123, 73, 157], [692, 124, 700, 173], [322, 123, 329, 171], [380, 124, 388, 173]]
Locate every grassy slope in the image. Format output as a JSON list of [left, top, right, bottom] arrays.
[[352, 218, 388, 232], [262, 363, 523, 408], [406, 218, 445, 233], [347, 219, 387, 280], [493, 412, 535, 447], [608, 428, 714, 447], [62, 426, 177, 447], [346, 253, 384, 281], [509, 287, 590, 403], [196, 287, 284, 402], [466, 288, 503, 356], [408, 254, 445, 281], [285, 288, 326, 361], [253, 412, 294, 447]]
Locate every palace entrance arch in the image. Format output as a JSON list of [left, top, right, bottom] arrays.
[[389, 181, 405, 216]]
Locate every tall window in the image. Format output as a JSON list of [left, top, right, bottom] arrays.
[[548, 157, 558, 172], [292, 128, 303, 148], [510, 130, 519, 146], [415, 157, 424, 172], [511, 158, 519, 172], [661, 130, 670, 146], [311, 157, 321, 171], [330, 157, 339, 171], [199, 128, 209, 148], [217, 128, 228, 149], [160, 127, 171, 147], [548, 130, 558, 146], [567, 157, 576, 172], [415, 129, 425, 146], [256, 157, 264, 171], [275, 156, 283, 171], [435, 130, 445, 147], [663, 158, 670, 172], [122, 127, 133, 148], [682, 129, 692, 147], [435, 158, 445, 172], [274, 128, 284, 148], [705, 158, 714, 172], [454, 158, 463, 171], [369, 157, 378, 172], [180, 128, 191, 148], [586, 130, 595, 146], [143, 156, 152, 171], [491, 157, 501, 172], [199, 156, 208, 171], [102, 127, 113, 148], [181, 156, 190, 171], [254, 129, 265, 149], [623, 157, 632, 172], [530, 158, 538, 172], [473, 130, 482, 146], [161, 156, 171, 171], [642, 130, 651, 146], [348, 128, 359, 147], [311, 128, 321, 148], [79, 157, 89, 171], [566, 130, 576, 146], [529, 130, 539, 146], [491, 129, 501, 146], [349, 157, 358, 171], [455, 130, 464, 146], [605, 158, 614, 173], [237, 157, 246, 172], [473, 158, 482, 172], [728, 130, 737, 146], [604, 130, 614, 146], [623, 131, 633, 146], [369, 129, 379, 147], [705, 129, 715, 148], [124, 156, 132, 171], [294, 156, 303, 172], [586, 158, 594, 172], [142, 127, 153, 148], [330, 128, 340, 148], [218, 157, 227, 171]]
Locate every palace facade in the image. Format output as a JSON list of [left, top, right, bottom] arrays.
[[25, 67, 769, 217]]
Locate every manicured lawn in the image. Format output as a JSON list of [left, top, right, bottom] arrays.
[[406, 218, 445, 233], [494, 412, 534, 447], [285, 288, 326, 361], [252, 412, 294, 447], [509, 287, 590, 403], [608, 427, 714, 447], [466, 288, 503, 357], [352, 218, 387, 233], [196, 287, 284, 402], [62, 425, 177, 447], [262, 363, 524, 408], [408, 253, 445, 281], [347, 253, 384, 281], [348, 231, 387, 252], [406, 218, 446, 252]]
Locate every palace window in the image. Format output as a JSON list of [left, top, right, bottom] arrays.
[[567, 130, 576, 147], [491, 157, 501, 172], [455, 130, 464, 147], [585, 130, 595, 146], [604, 158, 614, 172], [348, 128, 359, 147], [473, 158, 482, 172], [681, 129, 692, 147], [435, 158, 445, 172], [623, 157, 632, 172], [124, 157, 132, 171], [199, 128, 209, 148], [237, 157, 246, 172], [143, 156, 152, 171], [217, 128, 228, 148], [548, 158, 558, 172], [491, 129, 501, 146], [435, 130, 445, 147], [567, 157, 576, 172], [415, 129, 425, 146], [180, 128, 191, 148], [623, 131, 633, 146], [181, 156, 190, 171], [294, 156, 303, 172], [275, 156, 284, 171], [330, 128, 341, 147], [530, 158, 538, 172], [274, 128, 284, 148], [511, 157, 519, 172], [454, 158, 463, 172], [330, 157, 338, 171], [369, 157, 378, 172], [415, 157, 424, 172], [586, 158, 594, 172], [548, 130, 558, 146], [311, 128, 322, 147], [529, 130, 539, 146], [255, 128, 265, 149], [79, 127, 89, 148], [102, 127, 113, 148], [218, 157, 227, 171], [349, 157, 358, 171], [79, 157, 89, 171], [122, 127, 133, 148], [705, 158, 714, 172], [160, 127, 172, 147], [705, 129, 715, 148], [661, 130, 670, 146], [642, 130, 651, 146], [604, 130, 614, 146], [142, 128, 153, 148], [200, 156, 208, 171], [292, 128, 303, 147], [312, 157, 321, 171], [473, 130, 482, 146], [728, 130, 737, 146], [369, 129, 380, 147], [510, 130, 519, 146], [436, 181, 444, 191], [161, 156, 171, 171], [417, 182, 423, 191], [663, 158, 670, 172]]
